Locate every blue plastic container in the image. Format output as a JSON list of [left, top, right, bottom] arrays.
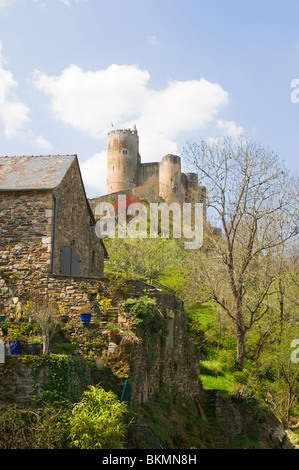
[[9, 340, 21, 355], [81, 313, 91, 323]]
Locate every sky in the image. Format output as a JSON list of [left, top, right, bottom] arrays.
[[0, 0, 298, 198]]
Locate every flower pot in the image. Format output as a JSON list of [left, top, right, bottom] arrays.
[[9, 340, 21, 355], [29, 316, 36, 324], [95, 357, 106, 370], [81, 313, 91, 324], [0, 315, 6, 323], [107, 330, 118, 339], [27, 343, 42, 356]]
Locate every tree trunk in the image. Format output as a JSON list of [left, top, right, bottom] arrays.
[[236, 304, 246, 369], [236, 327, 245, 369]]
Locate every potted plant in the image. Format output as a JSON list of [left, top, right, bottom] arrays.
[[57, 301, 69, 323], [95, 352, 108, 370], [107, 326, 120, 339], [79, 307, 92, 324], [97, 297, 112, 317], [23, 300, 38, 324], [27, 337, 42, 356], [6, 325, 23, 355]]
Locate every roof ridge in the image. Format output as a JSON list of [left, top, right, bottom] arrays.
[[0, 154, 77, 158]]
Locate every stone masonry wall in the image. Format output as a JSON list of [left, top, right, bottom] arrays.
[[0, 357, 38, 404], [53, 159, 104, 278], [125, 306, 200, 404], [0, 276, 201, 405], [0, 190, 54, 314]]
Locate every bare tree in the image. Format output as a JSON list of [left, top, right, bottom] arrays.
[[27, 302, 60, 353], [183, 136, 298, 368]]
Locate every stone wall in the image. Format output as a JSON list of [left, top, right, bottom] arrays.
[[138, 162, 159, 187], [53, 159, 104, 278], [0, 190, 54, 275], [0, 357, 38, 404], [0, 355, 91, 404], [0, 276, 201, 405], [122, 306, 200, 404], [0, 274, 104, 316]]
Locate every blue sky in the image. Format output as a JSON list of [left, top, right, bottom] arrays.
[[0, 0, 298, 197]]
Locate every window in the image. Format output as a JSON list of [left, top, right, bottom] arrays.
[[122, 150, 128, 155], [91, 251, 96, 266]]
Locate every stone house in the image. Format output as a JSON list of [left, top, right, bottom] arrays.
[[0, 154, 107, 291]]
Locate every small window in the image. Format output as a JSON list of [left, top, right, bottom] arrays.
[[122, 150, 128, 155]]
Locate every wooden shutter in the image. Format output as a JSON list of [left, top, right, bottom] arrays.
[[60, 246, 81, 275], [71, 249, 81, 275], [60, 246, 71, 275]]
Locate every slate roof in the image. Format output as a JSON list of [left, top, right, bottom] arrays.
[[0, 155, 76, 190]]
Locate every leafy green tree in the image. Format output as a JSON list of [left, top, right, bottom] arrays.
[[68, 385, 129, 449], [104, 237, 184, 282], [251, 324, 299, 425]]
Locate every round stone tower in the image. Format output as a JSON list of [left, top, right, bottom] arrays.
[[107, 126, 139, 194], [159, 154, 182, 202]]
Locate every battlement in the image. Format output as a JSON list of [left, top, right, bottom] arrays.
[[161, 154, 181, 164], [108, 127, 138, 137]]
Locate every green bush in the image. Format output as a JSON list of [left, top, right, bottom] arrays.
[[233, 371, 248, 385], [52, 343, 78, 354], [217, 349, 236, 373], [123, 296, 165, 335], [0, 403, 71, 449], [68, 385, 129, 449]]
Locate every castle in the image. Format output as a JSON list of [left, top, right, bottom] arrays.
[[90, 126, 206, 213]]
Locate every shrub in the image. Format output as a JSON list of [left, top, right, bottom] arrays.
[[68, 385, 129, 449], [233, 371, 248, 385], [123, 296, 165, 335], [51, 343, 78, 355], [0, 403, 71, 449]]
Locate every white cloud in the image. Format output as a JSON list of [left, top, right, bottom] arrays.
[[216, 119, 244, 137], [32, 63, 242, 193], [0, 0, 18, 8], [0, 42, 52, 148], [33, 64, 151, 140], [80, 151, 107, 196], [60, 0, 88, 6], [33, 135, 53, 150], [0, 43, 31, 138]]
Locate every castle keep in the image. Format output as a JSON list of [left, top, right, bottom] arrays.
[[105, 126, 206, 208]]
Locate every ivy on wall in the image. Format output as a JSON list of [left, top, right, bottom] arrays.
[[122, 295, 166, 372], [29, 354, 91, 403]]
